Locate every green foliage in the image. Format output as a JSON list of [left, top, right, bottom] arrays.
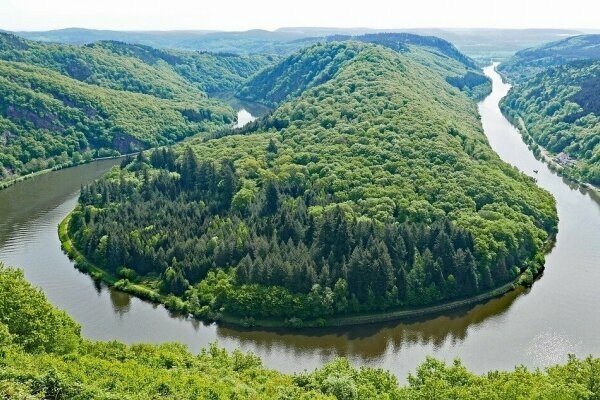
[[86, 40, 275, 94], [0, 263, 80, 354], [499, 34, 600, 82], [0, 60, 234, 181], [0, 32, 275, 182], [0, 32, 273, 99], [2, 262, 600, 399], [237, 42, 362, 107], [238, 36, 490, 107], [501, 60, 600, 186], [67, 42, 556, 322]]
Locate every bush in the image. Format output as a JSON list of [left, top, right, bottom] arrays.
[[0, 264, 81, 354], [284, 317, 304, 329]]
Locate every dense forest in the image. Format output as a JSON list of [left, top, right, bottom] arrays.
[[501, 42, 600, 186], [3, 262, 600, 399], [499, 34, 600, 82], [65, 41, 557, 325], [0, 32, 274, 183], [237, 34, 491, 107], [0, 32, 274, 98], [0, 60, 233, 182]]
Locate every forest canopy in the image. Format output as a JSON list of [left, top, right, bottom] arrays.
[[66, 41, 557, 325], [501, 42, 600, 186], [2, 262, 600, 399], [0, 32, 274, 183]]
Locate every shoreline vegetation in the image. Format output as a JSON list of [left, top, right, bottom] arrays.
[[496, 66, 600, 193], [4, 260, 600, 399], [510, 113, 599, 193], [497, 98, 599, 194], [59, 211, 550, 329]]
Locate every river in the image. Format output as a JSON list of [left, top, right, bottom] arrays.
[[2, 67, 600, 380]]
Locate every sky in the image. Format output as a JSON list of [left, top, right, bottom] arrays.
[[1, 0, 599, 32]]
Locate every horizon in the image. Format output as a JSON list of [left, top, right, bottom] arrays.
[[2, 0, 598, 32], [6, 26, 598, 34]]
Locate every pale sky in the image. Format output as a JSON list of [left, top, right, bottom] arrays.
[[1, 0, 599, 32]]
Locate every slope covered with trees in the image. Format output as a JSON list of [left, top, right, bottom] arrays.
[[3, 262, 600, 399], [499, 34, 600, 82], [0, 32, 274, 99], [0, 33, 276, 183], [65, 41, 557, 326], [238, 34, 491, 107], [501, 60, 600, 186], [86, 40, 275, 94], [0, 60, 234, 182]]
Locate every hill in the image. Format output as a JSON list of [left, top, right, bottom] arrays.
[[499, 34, 600, 187], [498, 34, 600, 82], [0, 33, 276, 183], [86, 40, 275, 94], [64, 42, 556, 326], [15, 28, 313, 55], [0, 32, 274, 98], [0, 60, 233, 181], [15, 27, 585, 61], [501, 60, 600, 186], [3, 262, 600, 398], [237, 34, 490, 107]]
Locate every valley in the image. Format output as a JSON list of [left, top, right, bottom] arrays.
[[2, 16, 600, 398], [1, 41, 600, 381]]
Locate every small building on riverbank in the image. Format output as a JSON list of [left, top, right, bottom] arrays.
[[554, 152, 575, 167]]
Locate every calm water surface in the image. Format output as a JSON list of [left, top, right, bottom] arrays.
[[234, 109, 257, 128], [2, 67, 600, 380]]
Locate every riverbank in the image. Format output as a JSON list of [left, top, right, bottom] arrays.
[[501, 111, 600, 194], [495, 66, 600, 194], [59, 210, 545, 329]]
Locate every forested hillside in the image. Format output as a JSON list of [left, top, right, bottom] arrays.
[[65, 42, 556, 326], [0, 32, 273, 98], [86, 40, 275, 94], [238, 34, 490, 107], [0, 60, 233, 182], [501, 60, 600, 186], [499, 34, 600, 82], [0, 33, 275, 183], [2, 262, 600, 399]]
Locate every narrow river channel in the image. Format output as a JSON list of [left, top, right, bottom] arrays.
[[2, 69, 600, 380]]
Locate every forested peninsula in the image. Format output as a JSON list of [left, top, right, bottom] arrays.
[[62, 40, 557, 327]]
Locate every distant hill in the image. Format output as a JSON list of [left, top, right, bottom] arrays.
[[0, 32, 273, 97], [13, 27, 585, 60], [0, 59, 234, 182], [86, 41, 276, 94], [15, 28, 313, 55], [323, 33, 478, 69], [280, 27, 584, 61], [499, 34, 600, 81], [0, 33, 277, 182], [499, 34, 600, 187], [237, 33, 490, 107]]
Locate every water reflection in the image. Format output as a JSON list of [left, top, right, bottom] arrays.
[[216, 286, 526, 359], [109, 288, 132, 315]]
